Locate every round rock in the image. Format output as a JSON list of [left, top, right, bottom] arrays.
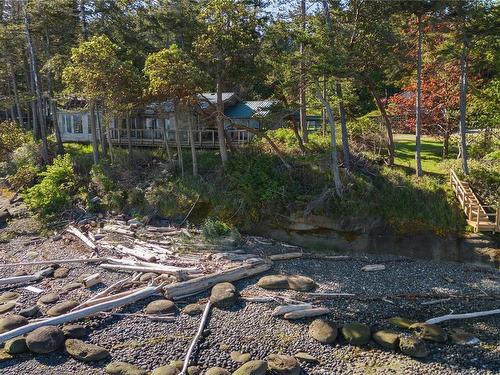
[[286, 275, 317, 291], [399, 335, 430, 358], [233, 360, 268, 375], [0, 302, 15, 314], [0, 315, 29, 333], [144, 299, 176, 315], [4, 336, 28, 354], [182, 303, 204, 316], [210, 282, 238, 308], [53, 267, 70, 278], [63, 324, 89, 339], [294, 352, 319, 364], [341, 322, 371, 345], [38, 292, 59, 304], [140, 272, 158, 282], [26, 326, 64, 354], [205, 367, 229, 375], [106, 361, 148, 375], [372, 330, 400, 350], [0, 292, 20, 302], [62, 282, 84, 292], [65, 339, 110, 362], [267, 354, 301, 375], [46, 300, 78, 316], [257, 275, 289, 290], [308, 319, 338, 344], [19, 305, 40, 318], [230, 351, 251, 363], [409, 323, 447, 342], [388, 316, 416, 329]]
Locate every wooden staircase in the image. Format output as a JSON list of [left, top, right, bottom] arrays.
[[450, 169, 499, 233]]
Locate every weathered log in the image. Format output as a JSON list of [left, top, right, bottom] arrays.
[[0, 267, 53, 286], [269, 252, 303, 261], [100, 263, 198, 276], [272, 304, 312, 317], [115, 244, 157, 262], [134, 239, 173, 255], [284, 307, 330, 320], [425, 309, 500, 325], [66, 226, 96, 250], [102, 225, 135, 236], [146, 226, 178, 233], [164, 260, 272, 300], [180, 301, 212, 375], [0, 286, 158, 343], [83, 273, 102, 288]]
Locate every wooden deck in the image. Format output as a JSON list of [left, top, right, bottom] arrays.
[[450, 169, 499, 233], [108, 128, 252, 149]]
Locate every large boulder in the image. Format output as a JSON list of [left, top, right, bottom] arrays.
[[210, 282, 238, 308], [182, 303, 204, 316], [308, 319, 338, 344], [372, 330, 400, 350], [230, 351, 251, 363], [144, 299, 176, 315], [267, 354, 301, 375], [399, 335, 429, 358], [4, 336, 28, 354], [19, 305, 40, 318], [26, 326, 65, 354], [233, 360, 268, 375], [409, 323, 447, 343], [151, 365, 179, 375], [0, 314, 29, 333], [53, 267, 70, 278], [105, 361, 148, 375], [64, 339, 110, 362], [46, 300, 79, 316], [38, 292, 60, 305], [341, 323, 371, 345]]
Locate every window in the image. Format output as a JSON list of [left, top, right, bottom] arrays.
[[73, 114, 83, 133]]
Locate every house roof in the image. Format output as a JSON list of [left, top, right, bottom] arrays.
[[225, 100, 278, 119]]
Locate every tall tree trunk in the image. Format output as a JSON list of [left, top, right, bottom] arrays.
[[299, 0, 308, 143], [89, 103, 99, 164], [173, 104, 184, 176], [363, 72, 395, 166], [80, 0, 89, 41], [216, 76, 229, 165], [443, 129, 450, 158], [188, 112, 198, 176], [291, 119, 306, 154], [415, 14, 423, 177], [336, 82, 350, 169], [96, 109, 107, 157], [315, 81, 342, 196], [458, 36, 469, 175], [322, 77, 327, 136], [43, 23, 64, 154], [7, 63, 23, 127], [24, 6, 49, 164], [163, 118, 173, 163], [106, 118, 114, 164]]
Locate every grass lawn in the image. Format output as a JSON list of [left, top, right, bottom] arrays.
[[393, 134, 449, 175]]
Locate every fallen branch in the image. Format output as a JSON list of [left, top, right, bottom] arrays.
[[269, 252, 303, 261], [180, 300, 212, 375], [0, 258, 106, 268], [66, 226, 96, 250], [307, 292, 356, 297], [115, 244, 158, 262], [361, 264, 386, 272], [420, 298, 452, 306], [164, 260, 272, 300], [83, 273, 102, 288], [0, 286, 159, 344], [180, 194, 200, 227], [425, 309, 500, 325], [101, 262, 198, 276], [0, 267, 53, 286], [272, 304, 312, 317]]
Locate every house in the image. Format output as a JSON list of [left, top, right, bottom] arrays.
[[56, 93, 282, 148]]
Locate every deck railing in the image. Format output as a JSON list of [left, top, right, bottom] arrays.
[[450, 169, 499, 233], [108, 128, 253, 149]]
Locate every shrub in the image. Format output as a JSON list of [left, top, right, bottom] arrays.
[[0, 121, 30, 161], [23, 154, 76, 219], [463, 161, 499, 207], [8, 164, 39, 190], [202, 217, 231, 239]]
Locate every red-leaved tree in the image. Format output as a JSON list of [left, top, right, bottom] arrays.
[[388, 61, 462, 157]]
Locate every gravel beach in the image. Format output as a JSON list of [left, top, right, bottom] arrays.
[[0, 212, 498, 375]]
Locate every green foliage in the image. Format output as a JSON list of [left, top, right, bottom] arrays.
[[201, 217, 231, 239], [468, 78, 499, 130], [0, 121, 31, 162], [8, 164, 39, 191], [462, 161, 499, 207], [23, 155, 76, 219]]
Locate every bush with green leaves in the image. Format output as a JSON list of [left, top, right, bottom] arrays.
[[0, 121, 31, 162], [202, 217, 231, 239], [23, 154, 76, 219]]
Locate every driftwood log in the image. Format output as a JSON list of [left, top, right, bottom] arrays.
[[284, 307, 330, 320], [425, 309, 500, 324], [164, 260, 272, 300], [0, 286, 159, 344], [115, 244, 158, 262], [66, 226, 96, 250], [269, 252, 303, 261], [272, 304, 312, 317], [0, 267, 54, 286], [0, 258, 106, 268]]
